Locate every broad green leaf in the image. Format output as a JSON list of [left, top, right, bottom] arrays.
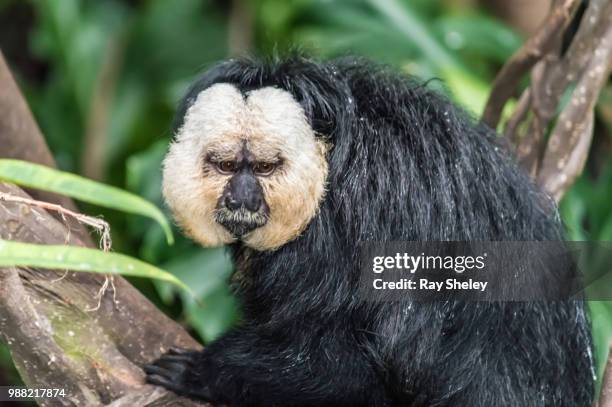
[[159, 247, 233, 301], [186, 284, 239, 343], [367, 0, 490, 114], [0, 344, 23, 386], [559, 185, 588, 241], [435, 15, 522, 63], [441, 66, 490, 117], [369, 0, 463, 71], [589, 301, 612, 393], [0, 239, 189, 294], [155, 247, 236, 342], [126, 139, 166, 205], [0, 159, 173, 245]]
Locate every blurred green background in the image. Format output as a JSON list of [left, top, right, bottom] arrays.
[[0, 0, 610, 394]]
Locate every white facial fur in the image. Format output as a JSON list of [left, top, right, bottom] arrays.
[[162, 83, 329, 251]]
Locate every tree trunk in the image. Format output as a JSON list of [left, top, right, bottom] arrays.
[[0, 52, 207, 406], [482, 0, 611, 201]]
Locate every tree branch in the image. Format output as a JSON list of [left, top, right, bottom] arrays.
[[537, 20, 611, 199], [481, 0, 580, 128], [0, 52, 206, 406], [483, 0, 612, 201]]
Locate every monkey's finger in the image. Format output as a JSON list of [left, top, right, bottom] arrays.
[[154, 353, 193, 363], [146, 373, 184, 392], [145, 359, 187, 375], [168, 346, 191, 355], [147, 372, 215, 403], [143, 364, 172, 376]]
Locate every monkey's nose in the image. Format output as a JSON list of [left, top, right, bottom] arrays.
[[224, 195, 262, 212], [224, 195, 242, 211], [244, 197, 262, 212], [222, 171, 265, 213]]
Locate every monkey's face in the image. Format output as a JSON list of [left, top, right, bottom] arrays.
[[162, 84, 329, 251]]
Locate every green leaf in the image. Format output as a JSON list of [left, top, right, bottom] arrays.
[[186, 284, 239, 343], [161, 247, 233, 300], [559, 184, 588, 241], [435, 15, 522, 62], [368, 0, 462, 71], [0, 239, 190, 294], [0, 159, 173, 245], [589, 301, 612, 394], [154, 247, 236, 341], [440, 66, 490, 117], [367, 0, 490, 114]]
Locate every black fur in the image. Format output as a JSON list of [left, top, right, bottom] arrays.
[[146, 56, 594, 406]]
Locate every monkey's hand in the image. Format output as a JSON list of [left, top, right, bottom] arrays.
[[145, 347, 217, 402]]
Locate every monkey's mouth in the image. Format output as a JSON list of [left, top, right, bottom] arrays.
[[214, 208, 268, 238]]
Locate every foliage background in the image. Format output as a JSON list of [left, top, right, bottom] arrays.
[[0, 0, 610, 393]]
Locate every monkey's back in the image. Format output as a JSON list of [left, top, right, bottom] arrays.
[[330, 58, 595, 406]]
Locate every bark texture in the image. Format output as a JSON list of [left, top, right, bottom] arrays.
[[482, 0, 611, 201], [0, 52, 206, 406]]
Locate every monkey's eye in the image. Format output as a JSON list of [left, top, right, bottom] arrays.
[[217, 161, 238, 174], [253, 162, 276, 176]]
